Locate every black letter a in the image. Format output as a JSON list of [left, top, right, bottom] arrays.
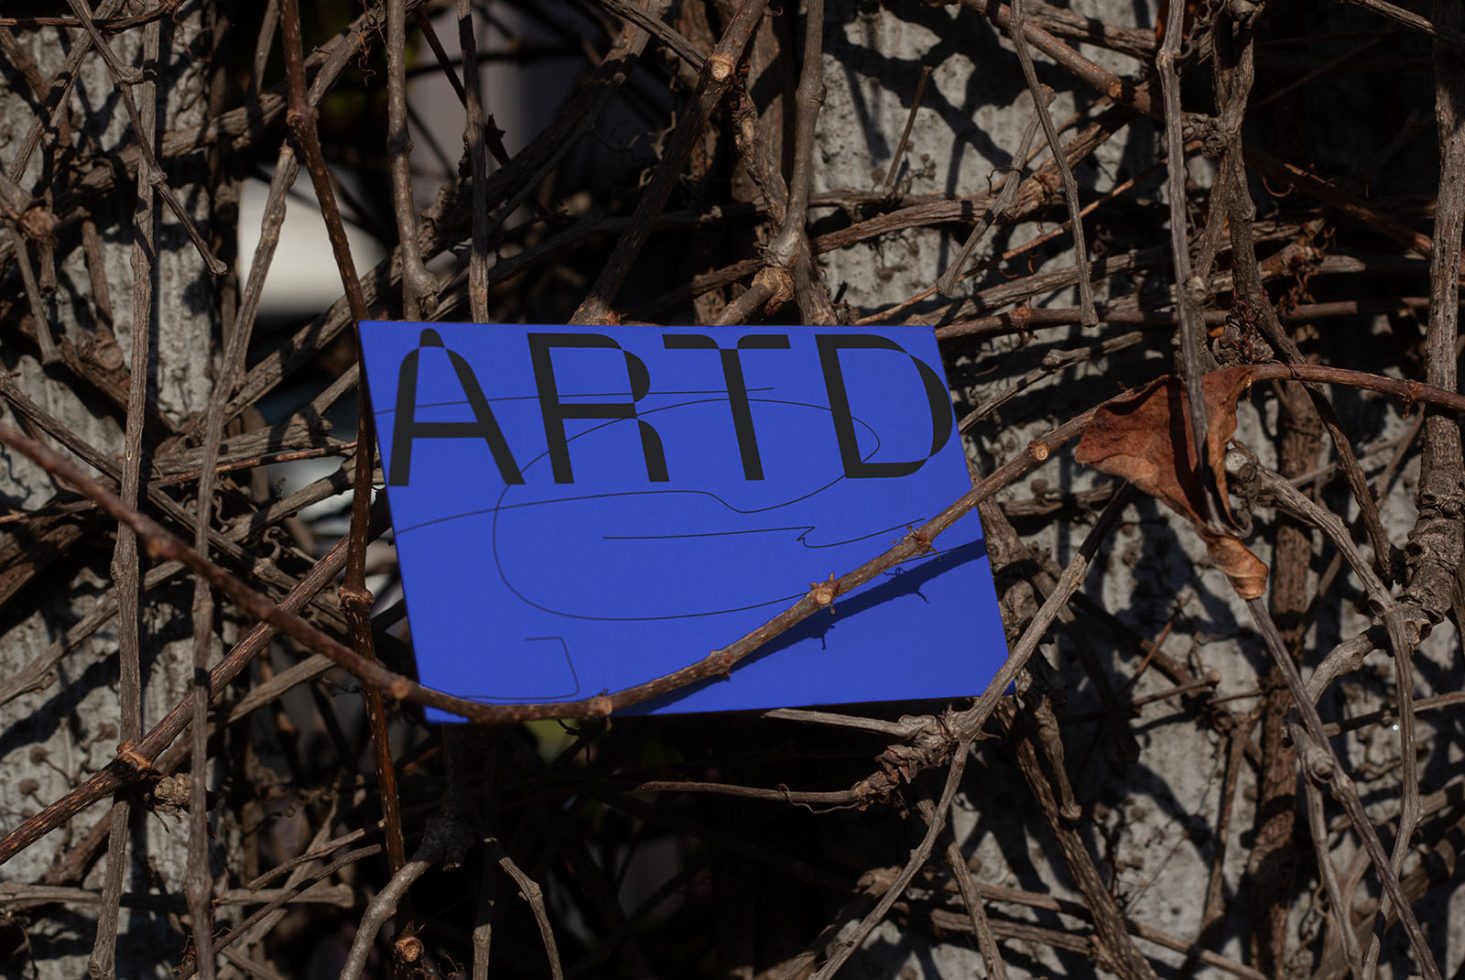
[[388, 328, 523, 486]]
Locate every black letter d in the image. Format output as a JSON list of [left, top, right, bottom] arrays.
[[817, 334, 954, 479]]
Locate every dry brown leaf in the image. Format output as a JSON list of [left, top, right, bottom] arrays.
[[1074, 367, 1268, 599]]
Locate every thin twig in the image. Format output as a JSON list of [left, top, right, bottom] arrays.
[[62, 0, 226, 276], [471, 842, 499, 980], [487, 837, 566, 980], [936, 86, 1051, 297], [763, 0, 836, 323], [280, 0, 407, 879], [3, 0, 125, 189], [1008, 0, 1096, 326], [571, 0, 767, 324], [812, 740, 971, 978], [1322, 691, 1465, 736], [1155, 0, 1219, 531], [1362, 3, 1465, 969], [880, 66, 933, 198], [9, 233, 58, 364], [387, 0, 437, 317], [1244, 598, 1441, 980], [1210, 19, 1397, 584], [342, 815, 472, 980], [763, 708, 929, 737], [1004, 699, 1158, 980], [179, 32, 306, 980], [1297, 732, 1363, 976], [584, 0, 706, 69], [88, 14, 162, 975], [1336, 0, 1465, 45], [459, 0, 490, 321], [0, 509, 356, 870], [933, 812, 1007, 980], [0, 2, 184, 33], [850, 484, 1135, 805], [177, 846, 384, 980]]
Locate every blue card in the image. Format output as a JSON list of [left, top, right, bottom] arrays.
[[359, 322, 1008, 718]]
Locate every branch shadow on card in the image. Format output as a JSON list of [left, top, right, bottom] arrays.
[[624, 536, 990, 715]]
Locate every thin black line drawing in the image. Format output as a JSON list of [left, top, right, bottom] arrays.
[[380, 361, 975, 704], [456, 636, 582, 702]]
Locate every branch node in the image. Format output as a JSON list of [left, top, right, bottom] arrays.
[[115, 741, 154, 777], [909, 526, 937, 554], [809, 574, 838, 610], [708, 53, 734, 81], [19, 205, 56, 242], [752, 265, 795, 312], [339, 583, 375, 616], [394, 935, 424, 964]]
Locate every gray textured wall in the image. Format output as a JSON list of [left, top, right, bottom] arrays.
[[0, 8, 225, 977], [811, 1, 1463, 976]]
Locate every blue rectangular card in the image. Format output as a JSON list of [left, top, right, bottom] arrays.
[[359, 321, 1008, 718]]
